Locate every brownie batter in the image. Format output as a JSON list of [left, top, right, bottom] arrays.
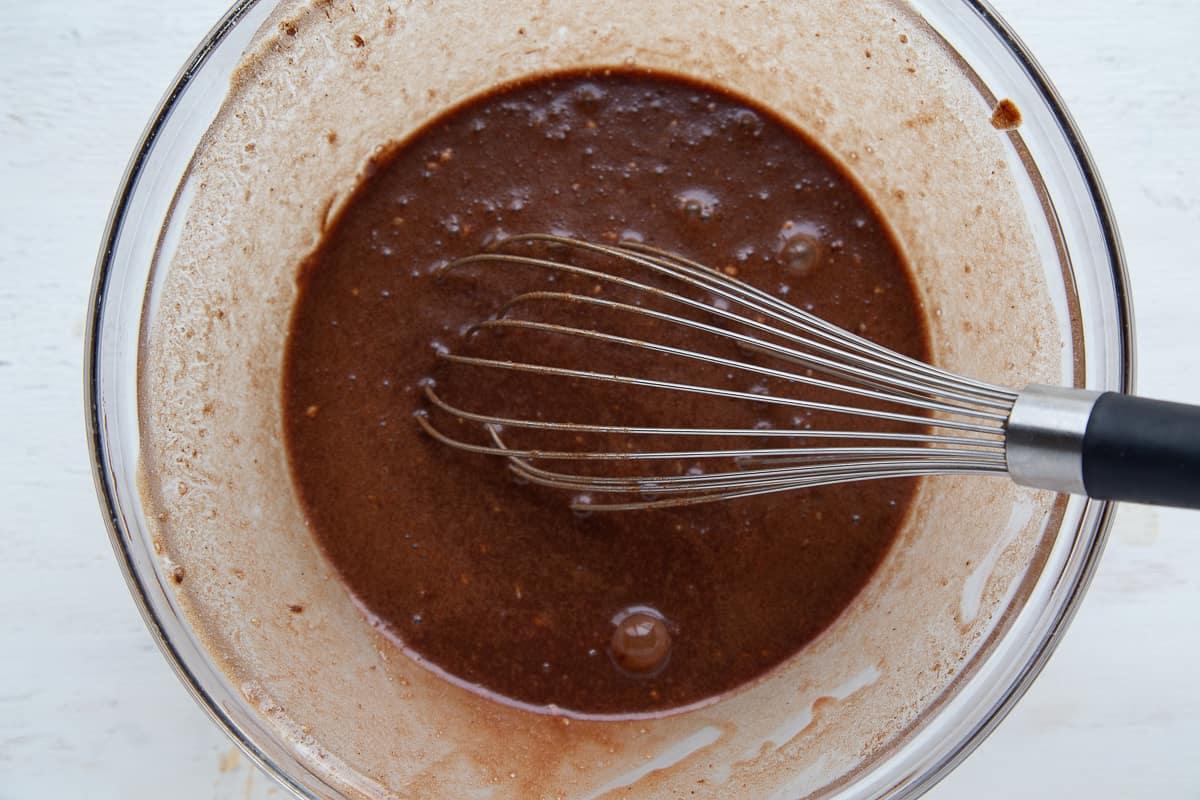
[[282, 70, 930, 716]]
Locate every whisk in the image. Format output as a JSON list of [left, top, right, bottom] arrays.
[[416, 234, 1200, 511]]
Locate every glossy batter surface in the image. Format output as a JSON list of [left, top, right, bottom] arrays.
[[283, 70, 929, 715]]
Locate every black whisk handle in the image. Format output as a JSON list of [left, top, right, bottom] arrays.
[[1007, 385, 1200, 509], [1081, 393, 1200, 509]]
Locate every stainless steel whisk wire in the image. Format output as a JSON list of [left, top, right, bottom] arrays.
[[416, 234, 1023, 510]]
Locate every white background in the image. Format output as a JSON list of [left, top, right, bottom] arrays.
[[2, 1, 1197, 798]]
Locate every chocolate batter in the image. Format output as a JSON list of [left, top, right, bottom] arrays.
[[283, 70, 929, 716]]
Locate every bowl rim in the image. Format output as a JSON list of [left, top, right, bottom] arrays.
[[84, 0, 1133, 797], [85, 7, 319, 798]]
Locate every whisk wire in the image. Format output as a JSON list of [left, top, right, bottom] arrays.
[[423, 234, 1018, 510], [443, 238, 1014, 415], [468, 300, 1009, 421], [516, 235, 1017, 405], [421, 384, 1006, 449], [438, 350, 1005, 435]]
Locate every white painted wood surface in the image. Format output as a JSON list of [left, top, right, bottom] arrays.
[[1, 1, 1196, 797]]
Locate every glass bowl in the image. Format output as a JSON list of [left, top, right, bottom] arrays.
[[86, 0, 1131, 797]]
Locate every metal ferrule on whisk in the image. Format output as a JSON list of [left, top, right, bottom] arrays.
[[1005, 384, 1102, 495]]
